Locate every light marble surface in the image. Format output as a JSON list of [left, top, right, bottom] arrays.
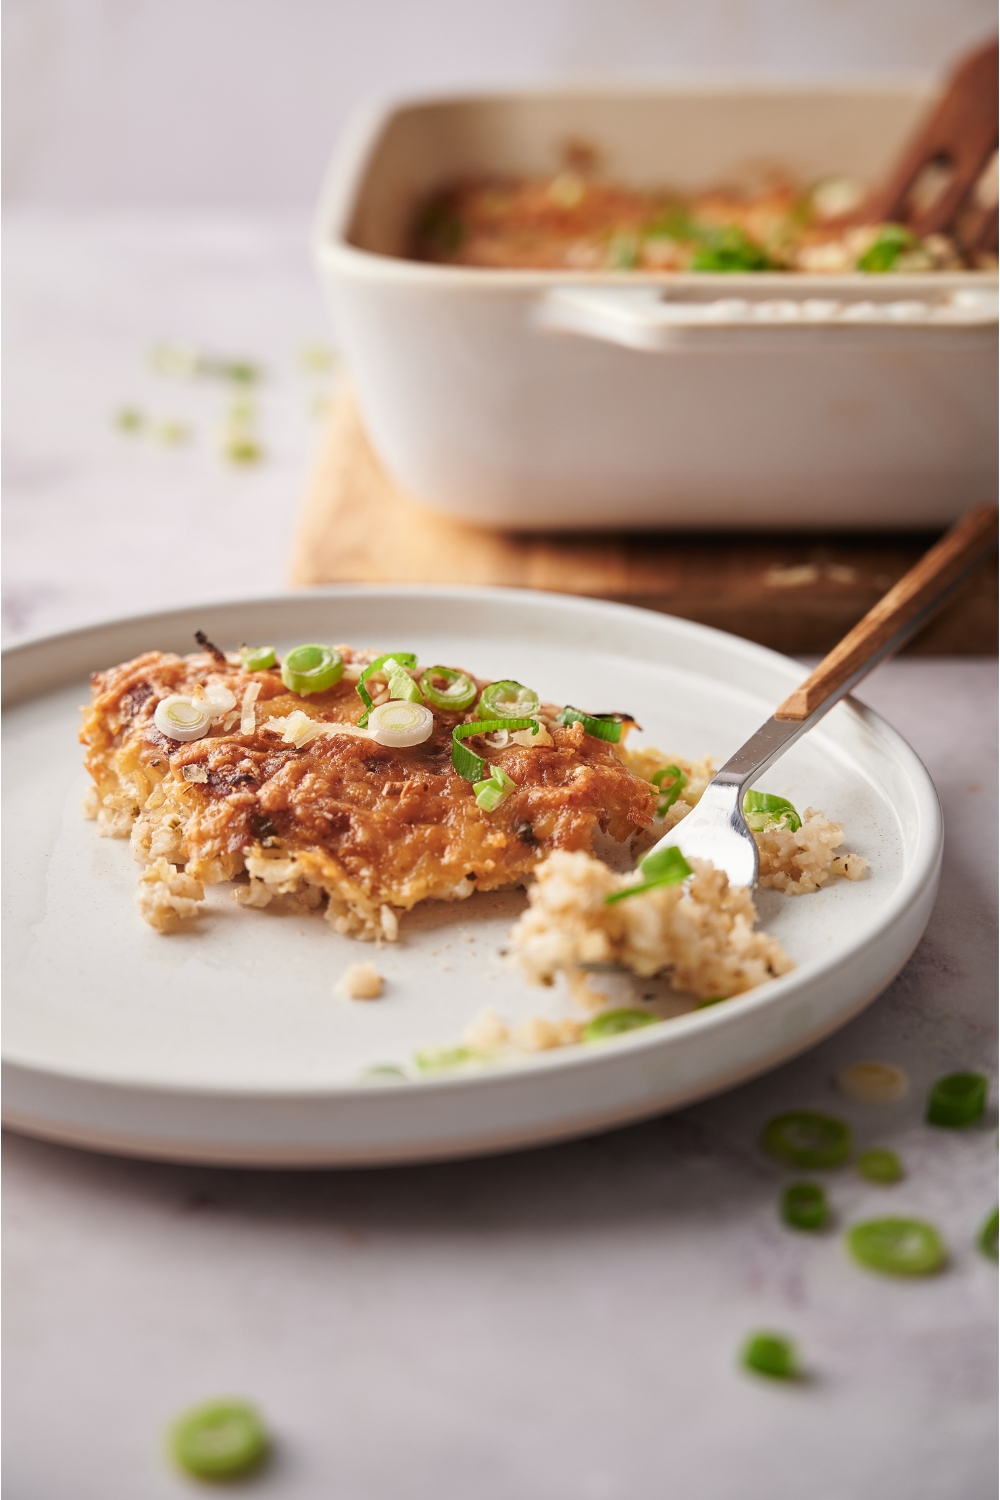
[[3, 213, 997, 1499]]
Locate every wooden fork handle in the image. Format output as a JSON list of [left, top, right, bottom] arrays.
[[775, 506, 998, 721]]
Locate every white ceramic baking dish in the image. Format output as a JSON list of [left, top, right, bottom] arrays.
[[313, 86, 998, 530]]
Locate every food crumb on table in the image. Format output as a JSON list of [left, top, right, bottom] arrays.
[[337, 962, 384, 1000]]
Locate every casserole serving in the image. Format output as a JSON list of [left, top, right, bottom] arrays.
[[313, 86, 997, 530]]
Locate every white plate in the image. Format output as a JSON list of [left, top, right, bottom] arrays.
[[2, 587, 941, 1165]]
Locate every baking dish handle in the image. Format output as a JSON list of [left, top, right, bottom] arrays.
[[534, 285, 998, 350]]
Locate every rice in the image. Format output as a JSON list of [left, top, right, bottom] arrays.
[[509, 848, 795, 1005]]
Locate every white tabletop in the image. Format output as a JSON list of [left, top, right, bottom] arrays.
[[4, 211, 997, 1500]]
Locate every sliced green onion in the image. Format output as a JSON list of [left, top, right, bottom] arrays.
[[241, 645, 276, 672], [847, 1217, 946, 1276], [368, 700, 434, 748], [452, 718, 537, 781], [978, 1207, 999, 1260], [857, 1148, 903, 1184], [652, 764, 687, 816], [583, 1008, 657, 1041], [168, 1400, 268, 1480], [781, 1182, 829, 1231], [696, 994, 729, 1009], [419, 665, 477, 712], [740, 1333, 798, 1381], [356, 652, 418, 726], [926, 1071, 988, 1127], [413, 1045, 477, 1073], [478, 680, 540, 720], [857, 223, 914, 273], [361, 1064, 408, 1082], [761, 1111, 852, 1169], [153, 695, 211, 742], [692, 225, 771, 272], [381, 656, 422, 705], [743, 790, 802, 833], [280, 644, 343, 696], [607, 844, 693, 904], [556, 706, 623, 743], [474, 763, 517, 812], [835, 1061, 909, 1104]]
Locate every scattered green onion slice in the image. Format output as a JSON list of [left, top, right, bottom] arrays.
[[362, 1064, 408, 1082], [413, 1045, 477, 1073], [556, 706, 623, 743], [857, 1148, 904, 1184], [241, 645, 276, 672], [652, 764, 687, 816], [696, 994, 729, 1009], [835, 1061, 909, 1104], [978, 1207, 999, 1260], [761, 1111, 852, 1169], [356, 652, 418, 726], [781, 1182, 829, 1231], [857, 223, 914, 273], [583, 1008, 657, 1041], [847, 1217, 946, 1276], [606, 845, 693, 904], [381, 656, 422, 705], [474, 763, 517, 812], [419, 665, 478, 712], [368, 700, 434, 748], [280, 644, 343, 696], [743, 790, 802, 833], [452, 718, 537, 781], [168, 1399, 268, 1480], [741, 1333, 798, 1381], [926, 1071, 988, 1127], [154, 695, 211, 743], [478, 680, 540, 720]]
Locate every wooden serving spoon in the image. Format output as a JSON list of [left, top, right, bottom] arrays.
[[861, 36, 998, 259]]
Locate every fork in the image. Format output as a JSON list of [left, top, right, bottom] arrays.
[[641, 506, 997, 888]]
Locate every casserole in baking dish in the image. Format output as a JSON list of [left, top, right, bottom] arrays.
[[313, 86, 997, 530]]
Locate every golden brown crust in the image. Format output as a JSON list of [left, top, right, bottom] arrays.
[[81, 647, 654, 935]]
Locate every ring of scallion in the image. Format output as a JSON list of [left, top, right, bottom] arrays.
[[978, 1207, 999, 1260], [740, 1333, 798, 1380], [606, 845, 693, 904], [280, 644, 343, 696], [168, 1400, 268, 1480], [241, 645, 276, 671], [846, 1217, 946, 1276], [473, 763, 517, 811], [356, 652, 418, 726], [857, 1148, 903, 1184], [761, 1111, 852, 1169], [743, 790, 802, 833], [477, 681, 540, 720], [583, 1009, 657, 1041], [652, 764, 687, 816], [452, 718, 538, 781], [781, 1182, 829, 1231], [153, 695, 212, 743], [926, 1071, 988, 1127], [420, 666, 478, 712], [556, 706, 624, 743]]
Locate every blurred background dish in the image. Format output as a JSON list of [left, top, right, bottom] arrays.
[[313, 83, 997, 531]]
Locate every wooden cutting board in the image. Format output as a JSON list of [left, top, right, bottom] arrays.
[[289, 388, 997, 654]]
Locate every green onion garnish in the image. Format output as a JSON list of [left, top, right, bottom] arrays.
[[743, 790, 802, 833], [606, 845, 693, 904], [857, 1148, 903, 1184], [652, 764, 687, 816], [856, 223, 914, 273], [168, 1400, 268, 1481], [978, 1207, 999, 1260], [452, 718, 538, 781], [691, 225, 771, 272], [847, 1217, 946, 1276], [419, 665, 477, 712], [583, 1008, 657, 1041], [356, 652, 418, 726], [383, 656, 422, 704], [241, 645, 276, 672], [474, 763, 517, 812], [740, 1332, 798, 1381], [413, 1046, 477, 1073], [696, 994, 729, 1009], [926, 1071, 988, 1127], [781, 1182, 829, 1231], [153, 695, 211, 743], [115, 406, 144, 432], [761, 1111, 852, 1169], [280, 644, 343, 696], [477, 680, 541, 720], [556, 706, 623, 742]]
